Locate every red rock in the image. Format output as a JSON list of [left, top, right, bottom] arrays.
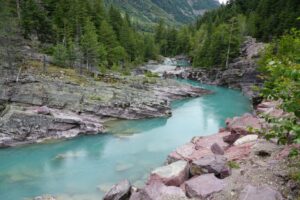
[[223, 133, 241, 145], [226, 113, 263, 135], [167, 132, 230, 163], [194, 131, 230, 149], [211, 143, 225, 155], [185, 174, 225, 198], [130, 181, 187, 200], [148, 160, 189, 187], [275, 144, 300, 160], [225, 142, 255, 161], [239, 185, 283, 200], [257, 101, 285, 118], [190, 155, 231, 179]]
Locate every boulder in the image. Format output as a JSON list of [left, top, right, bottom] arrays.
[[130, 181, 187, 200], [190, 155, 231, 178], [167, 132, 230, 163], [223, 133, 241, 145], [167, 142, 213, 163], [211, 143, 225, 155], [225, 142, 255, 161], [226, 114, 263, 135], [239, 185, 283, 200], [257, 101, 285, 118], [234, 135, 258, 146], [185, 174, 225, 199], [148, 160, 189, 186], [103, 180, 131, 200]]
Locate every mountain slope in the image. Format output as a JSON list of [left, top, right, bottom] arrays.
[[104, 0, 220, 26]]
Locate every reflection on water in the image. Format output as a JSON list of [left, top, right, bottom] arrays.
[[0, 81, 251, 200]]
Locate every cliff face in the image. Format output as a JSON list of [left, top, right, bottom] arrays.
[[104, 0, 219, 25]]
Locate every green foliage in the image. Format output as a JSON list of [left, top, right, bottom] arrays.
[[289, 148, 299, 158], [144, 71, 160, 78], [80, 19, 100, 69], [53, 44, 68, 67], [259, 29, 300, 144], [13, 0, 159, 73], [228, 161, 240, 169]]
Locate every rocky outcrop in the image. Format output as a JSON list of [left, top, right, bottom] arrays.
[[0, 66, 211, 147]]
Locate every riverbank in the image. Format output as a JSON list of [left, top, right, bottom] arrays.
[[102, 101, 300, 200], [0, 82, 251, 200], [0, 63, 211, 148], [99, 37, 300, 200], [144, 37, 265, 104]]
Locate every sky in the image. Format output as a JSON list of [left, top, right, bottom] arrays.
[[219, 0, 228, 4]]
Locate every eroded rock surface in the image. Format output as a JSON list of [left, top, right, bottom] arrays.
[[0, 66, 210, 147]]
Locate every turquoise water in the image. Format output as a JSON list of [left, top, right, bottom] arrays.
[[0, 81, 252, 200]]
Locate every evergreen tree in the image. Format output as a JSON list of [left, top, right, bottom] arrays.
[[80, 19, 100, 70], [0, 1, 21, 70], [20, 0, 52, 42], [108, 6, 123, 39], [98, 20, 119, 49]]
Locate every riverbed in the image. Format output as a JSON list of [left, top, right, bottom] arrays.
[[0, 80, 251, 200]]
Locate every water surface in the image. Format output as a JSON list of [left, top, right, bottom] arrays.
[[0, 81, 251, 200]]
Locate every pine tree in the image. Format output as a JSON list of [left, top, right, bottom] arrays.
[[20, 0, 52, 42], [108, 6, 123, 39], [0, 1, 21, 71], [89, 0, 106, 30], [99, 20, 119, 50], [80, 19, 100, 70]]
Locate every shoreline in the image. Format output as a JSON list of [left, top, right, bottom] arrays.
[[103, 100, 298, 200]]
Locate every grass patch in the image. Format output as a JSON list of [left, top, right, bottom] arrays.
[[89, 95, 102, 101], [228, 161, 240, 169]]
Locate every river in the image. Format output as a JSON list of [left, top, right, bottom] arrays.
[[0, 80, 251, 200]]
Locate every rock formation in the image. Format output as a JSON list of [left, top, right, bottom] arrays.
[[0, 65, 211, 147]]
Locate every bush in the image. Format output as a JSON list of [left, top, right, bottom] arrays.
[[259, 29, 300, 144]]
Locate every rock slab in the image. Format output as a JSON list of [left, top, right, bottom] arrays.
[[130, 181, 187, 200], [148, 160, 189, 186], [185, 174, 225, 199], [190, 155, 231, 178]]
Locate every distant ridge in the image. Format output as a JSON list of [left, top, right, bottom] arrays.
[[104, 0, 220, 27]]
